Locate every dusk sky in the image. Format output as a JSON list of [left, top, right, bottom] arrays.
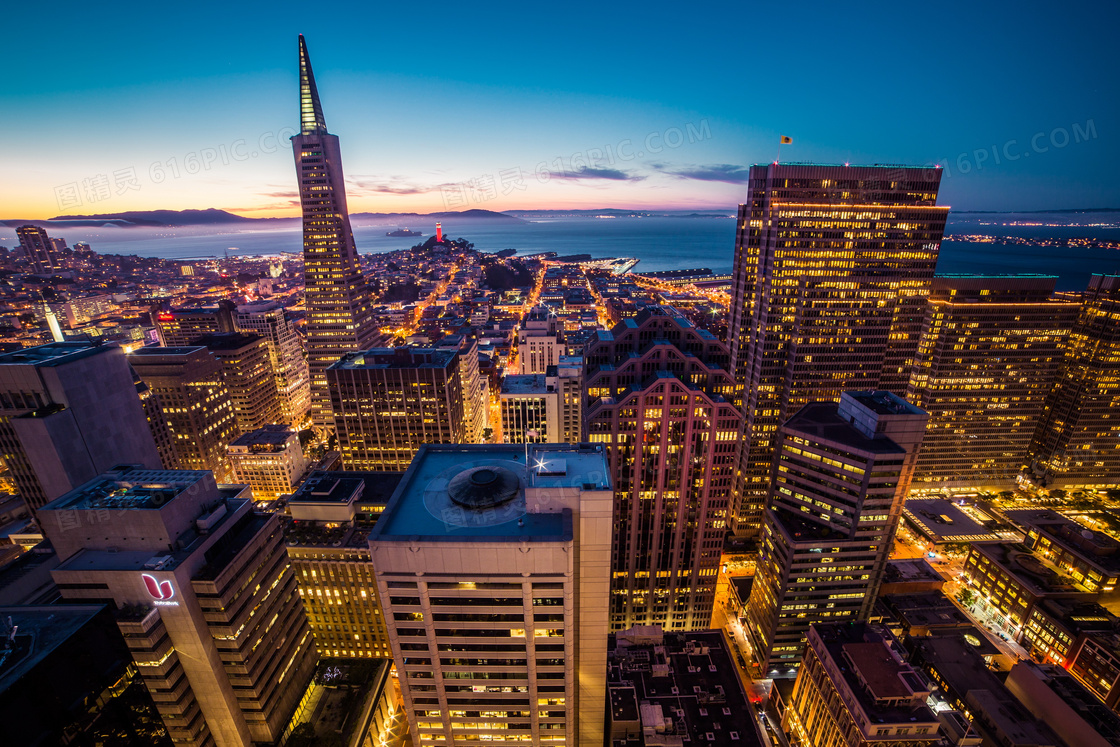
[[4, 0, 1116, 218]]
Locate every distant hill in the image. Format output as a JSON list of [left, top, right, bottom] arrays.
[[1, 207, 526, 229], [48, 208, 258, 226]]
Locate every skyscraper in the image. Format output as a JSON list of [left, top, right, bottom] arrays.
[[1027, 274, 1120, 486], [284, 469, 404, 659], [583, 307, 740, 631], [39, 466, 318, 747], [153, 301, 236, 347], [368, 443, 613, 746], [292, 35, 377, 428], [327, 347, 468, 470], [234, 300, 311, 425], [907, 276, 1078, 488], [128, 346, 239, 481], [15, 225, 58, 273], [727, 164, 948, 536], [499, 361, 581, 445], [226, 424, 309, 501], [0, 342, 163, 511], [194, 333, 284, 434], [745, 391, 927, 676]]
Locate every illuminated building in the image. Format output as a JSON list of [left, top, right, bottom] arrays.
[[783, 623, 940, 747], [499, 360, 580, 445], [1067, 633, 1120, 711], [906, 275, 1078, 488], [133, 367, 179, 469], [154, 301, 236, 347], [129, 346, 239, 481], [518, 306, 562, 374], [15, 225, 59, 273], [195, 333, 283, 434], [369, 444, 613, 746], [583, 307, 740, 631], [0, 342, 163, 511], [292, 35, 377, 428], [745, 391, 927, 676], [39, 466, 318, 747], [432, 333, 489, 443], [1005, 508, 1120, 593], [1020, 597, 1116, 668], [327, 347, 468, 471], [1027, 274, 1120, 486], [283, 470, 403, 659], [727, 164, 948, 536], [227, 424, 309, 501], [0, 604, 171, 746], [961, 542, 1093, 635], [234, 300, 311, 425]]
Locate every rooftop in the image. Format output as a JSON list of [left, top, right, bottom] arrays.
[[42, 468, 211, 511], [972, 542, 1088, 596], [904, 499, 1004, 544], [0, 341, 107, 367], [812, 623, 937, 726], [370, 444, 610, 541], [783, 402, 906, 456], [329, 346, 457, 370], [229, 425, 298, 450], [844, 390, 926, 417], [607, 628, 761, 747], [501, 374, 548, 395], [0, 605, 110, 693], [193, 332, 263, 351], [290, 470, 403, 507]]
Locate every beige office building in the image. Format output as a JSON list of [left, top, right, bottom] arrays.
[[39, 465, 318, 747], [227, 424, 309, 501], [369, 443, 613, 746]]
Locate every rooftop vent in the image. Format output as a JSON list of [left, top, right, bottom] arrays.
[[448, 466, 519, 510]]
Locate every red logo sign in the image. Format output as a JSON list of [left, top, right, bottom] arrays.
[[142, 574, 174, 601]]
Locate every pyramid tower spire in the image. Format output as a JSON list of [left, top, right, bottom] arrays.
[[298, 34, 328, 135]]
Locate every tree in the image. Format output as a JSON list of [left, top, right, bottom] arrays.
[[959, 588, 974, 607]]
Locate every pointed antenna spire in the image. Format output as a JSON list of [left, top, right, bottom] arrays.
[[299, 34, 328, 135]]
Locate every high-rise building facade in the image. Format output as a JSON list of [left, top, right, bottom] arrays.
[[1027, 274, 1120, 486], [133, 368, 179, 469], [154, 301, 236, 347], [584, 307, 740, 631], [728, 164, 948, 535], [783, 623, 940, 747], [195, 333, 283, 434], [292, 35, 377, 427], [907, 275, 1078, 488], [39, 466, 318, 747], [283, 470, 403, 659], [0, 342, 163, 510], [518, 306, 562, 374], [368, 444, 613, 747], [500, 362, 581, 445], [129, 347, 239, 481], [227, 425, 309, 501], [745, 391, 927, 676], [234, 300, 311, 425], [327, 347, 468, 470], [15, 225, 59, 273], [432, 334, 489, 443]]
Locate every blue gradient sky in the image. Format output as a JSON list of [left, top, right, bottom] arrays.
[[3, 1, 1116, 217]]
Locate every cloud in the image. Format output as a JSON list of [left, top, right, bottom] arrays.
[[550, 167, 644, 182], [259, 190, 299, 199], [652, 163, 750, 183], [347, 176, 444, 196]]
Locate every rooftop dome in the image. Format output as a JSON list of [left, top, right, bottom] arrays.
[[447, 466, 520, 510]]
